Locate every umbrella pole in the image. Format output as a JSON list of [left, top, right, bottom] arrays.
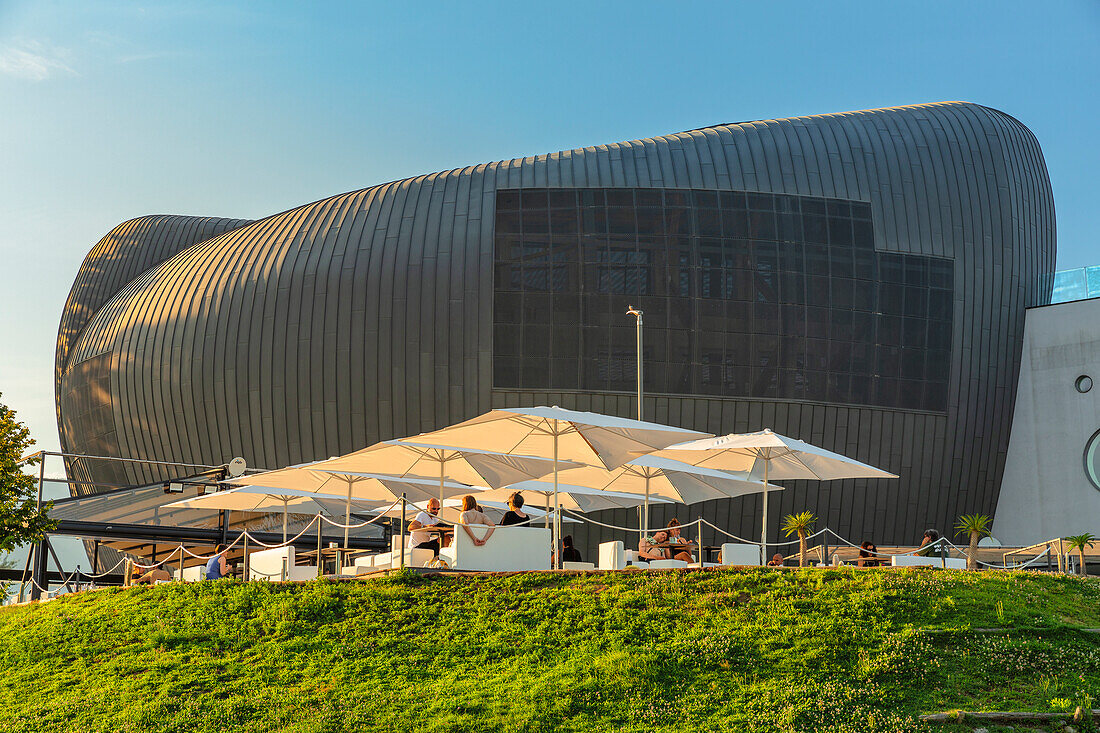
[[644, 474, 650, 541], [440, 460, 445, 504], [553, 430, 560, 570], [344, 478, 352, 549], [760, 460, 769, 566], [282, 498, 288, 544]]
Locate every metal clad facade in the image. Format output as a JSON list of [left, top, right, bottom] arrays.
[[56, 102, 1054, 549]]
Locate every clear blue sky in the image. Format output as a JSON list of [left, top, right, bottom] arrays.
[[1, 0, 1097, 456]]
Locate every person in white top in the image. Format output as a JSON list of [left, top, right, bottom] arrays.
[[457, 494, 495, 547], [408, 498, 446, 555]]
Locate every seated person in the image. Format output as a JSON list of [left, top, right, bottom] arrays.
[[458, 494, 495, 547], [133, 565, 172, 585], [916, 529, 942, 557], [666, 518, 696, 562], [500, 491, 532, 526], [561, 535, 582, 563], [205, 545, 232, 580], [767, 553, 785, 567], [409, 498, 447, 555], [639, 531, 672, 561], [857, 540, 881, 567]]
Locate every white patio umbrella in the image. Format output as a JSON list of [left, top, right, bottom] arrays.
[[310, 440, 581, 503], [555, 455, 779, 538], [229, 462, 477, 547], [414, 406, 711, 567], [164, 485, 378, 543], [664, 428, 899, 563]]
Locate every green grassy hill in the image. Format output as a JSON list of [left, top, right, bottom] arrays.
[[2, 568, 1099, 732]]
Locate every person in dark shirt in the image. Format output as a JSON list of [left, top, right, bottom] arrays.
[[857, 540, 881, 567], [500, 491, 531, 526], [561, 535, 582, 563], [917, 529, 942, 557]]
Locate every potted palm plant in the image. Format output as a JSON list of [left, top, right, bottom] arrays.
[[1064, 533, 1096, 576], [781, 511, 816, 568], [954, 514, 992, 570]]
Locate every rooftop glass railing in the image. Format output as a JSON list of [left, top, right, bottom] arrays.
[[1051, 265, 1100, 304]]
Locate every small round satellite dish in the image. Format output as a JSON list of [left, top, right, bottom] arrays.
[[226, 456, 247, 478]]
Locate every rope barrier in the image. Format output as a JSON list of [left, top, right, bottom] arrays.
[[80, 557, 128, 579], [242, 514, 324, 549], [317, 497, 403, 529], [822, 528, 942, 559], [698, 518, 828, 547]]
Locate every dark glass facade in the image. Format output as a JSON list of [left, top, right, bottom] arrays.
[[493, 188, 953, 412]]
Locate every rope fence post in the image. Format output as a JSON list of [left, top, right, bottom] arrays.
[[317, 515, 323, 578], [399, 493, 407, 571], [696, 517, 703, 567]]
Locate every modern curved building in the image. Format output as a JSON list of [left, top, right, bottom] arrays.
[[55, 101, 1056, 550]]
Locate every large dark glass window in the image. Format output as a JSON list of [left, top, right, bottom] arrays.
[[493, 188, 954, 411]]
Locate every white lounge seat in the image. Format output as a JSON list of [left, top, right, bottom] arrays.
[[891, 554, 967, 569], [599, 541, 626, 570], [175, 564, 207, 581], [647, 559, 689, 569], [248, 546, 318, 581], [563, 561, 595, 571], [438, 526, 551, 571], [721, 543, 761, 566]]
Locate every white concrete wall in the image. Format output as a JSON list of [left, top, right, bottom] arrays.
[[995, 299, 1100, 544]]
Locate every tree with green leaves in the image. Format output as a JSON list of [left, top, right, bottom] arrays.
[[1065, 533, 1096, 577], [954, 514, 992, 571], [781, 511, 816, 567], [0, 393, 55, 552]]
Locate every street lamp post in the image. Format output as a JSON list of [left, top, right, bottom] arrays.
[[626, 306, 643, 421]]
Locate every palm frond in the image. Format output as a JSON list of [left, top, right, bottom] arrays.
[[1065, 533, 1097, 552], [781, 511, 816, 538], [954, 513, 992, 539]]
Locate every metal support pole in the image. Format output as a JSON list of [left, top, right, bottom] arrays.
[[36, 450, 45, 511], [46, 540, 75, 595], [243, 535, 250, 580], [822, 533, 830, 567], [17, 545, 33, 603], [30, 539, 48, 601], [30, 452, 47, 601], [627, 306, 644, 421], [317, 515, 323, 578], [219, 509, 229, 547], [92, 540, 101, 576]]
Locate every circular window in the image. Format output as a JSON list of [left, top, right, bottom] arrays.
[[1087, 429, 1100, 492], [1077, 375, 1094, 393]]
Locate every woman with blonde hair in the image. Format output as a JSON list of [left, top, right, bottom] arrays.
[[458, 494, 496, 547]]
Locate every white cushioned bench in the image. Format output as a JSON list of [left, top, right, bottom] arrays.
[[439, 526, 551, 571], [248, 546, 317, 581], [721, 542, 762, 566], [891, 554, 967, 569]]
